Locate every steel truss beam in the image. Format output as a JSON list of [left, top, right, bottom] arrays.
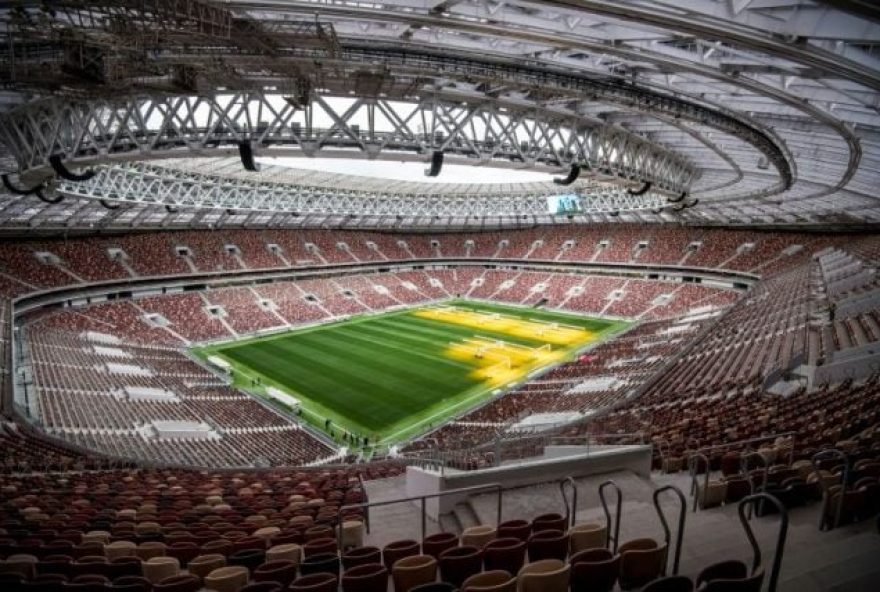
[[54, 163, 668, 217], [0, 93, 696, 194]]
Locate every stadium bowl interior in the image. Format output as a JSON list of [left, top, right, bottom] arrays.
[[0, 2, 879, 591]]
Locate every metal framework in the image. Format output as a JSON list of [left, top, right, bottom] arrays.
[[0, 0, 877, 228], [0, 92, 695, 194], [54, 162, 667, 217]]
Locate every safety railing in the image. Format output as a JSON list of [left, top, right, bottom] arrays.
[[811, 448, 849, 530], [695, 431, 797, 466], [599, 479, 622, 553], [687, 452, 710, 512], [337, 482, 503, 549], [356, 472, 370, 533], [559, 476, 578, 528], [653, 484, 687, 576], [740, 452, 767, 518], [653, 437, 671, 467], [738, 493, 789, 592]]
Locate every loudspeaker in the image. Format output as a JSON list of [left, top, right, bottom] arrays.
[[238, 142, 260, 172], [1, 174, 41, 195], [49, 154, 95, 182], [627, 181, 651, 196], [425, 151, 444, 177], [553, 164, 581, 185]]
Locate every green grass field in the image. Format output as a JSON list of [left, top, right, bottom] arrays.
[[192, 300, 630, 449]]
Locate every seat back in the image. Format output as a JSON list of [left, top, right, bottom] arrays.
[[390, 554, 436, 592], [568, 523, 606, 554], [570, 551, 619, 592], [642, 575, 694, 592], [701, 569, 764, 592], [515, 559, 569, 592], [619, 539, 667, 590], [461, 569, 515, 592]]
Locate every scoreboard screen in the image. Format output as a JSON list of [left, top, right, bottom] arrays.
[[547, 193, 583, 214]]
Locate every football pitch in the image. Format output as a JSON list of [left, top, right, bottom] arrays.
[[192, 300, 630, 448]]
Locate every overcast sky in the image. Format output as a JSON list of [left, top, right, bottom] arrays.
[[261, 157, 556, 184]]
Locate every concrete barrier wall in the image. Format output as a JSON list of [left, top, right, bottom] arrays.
[[405, 444, 652, 518]]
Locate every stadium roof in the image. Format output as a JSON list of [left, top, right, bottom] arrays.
[[0, 0, 878, 230]]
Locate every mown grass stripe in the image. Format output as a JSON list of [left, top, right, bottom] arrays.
[[193, 299, 630, 446]]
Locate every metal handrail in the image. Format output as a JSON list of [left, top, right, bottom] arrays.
[[811, 448, 849, 530], [653, 484, 687, 576], [654, 438, 671, 464], [337, 482, 503, 550], [697, 431, 797, 464], [687, 452, 710, 512], [599, 480, 622, 553], [738, 493, 789, 592], [356, 472, 370, 533], [741, 451, 768, 519], [559, 476, 578, 528]]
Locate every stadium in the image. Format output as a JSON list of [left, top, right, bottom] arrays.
[[0, 1, 879, 591]]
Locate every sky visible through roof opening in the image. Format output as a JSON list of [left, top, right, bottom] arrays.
[[261, 157, 557, 184]]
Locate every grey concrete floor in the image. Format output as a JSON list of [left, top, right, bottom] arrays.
[[364, 469, 880, 591]]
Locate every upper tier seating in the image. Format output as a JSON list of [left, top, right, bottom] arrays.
[[1, 226, 865, 294]]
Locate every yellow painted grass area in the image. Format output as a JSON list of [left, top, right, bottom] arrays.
[[414, 307, 594, 346], [447, 337, 570, 388]]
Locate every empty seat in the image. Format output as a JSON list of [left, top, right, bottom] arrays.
[[153, 574, 200, 592], [527, 530, 568, 562], [697, 480, 728, 509], [239, 583, 282, 592], [438, 545, 482, 588], [618, 538, 667, 590], [343, 546, 381, 570], [304, 538, 338, 558], [531, 514, 567, 533], [227, 548, 265, 573], [697, 560, 763, 592], [408, 584, 456, 592], [516, 559, 569, 592], [188, 554, 226, 581], [136, 543, 166, 561], [482, 537, 526, 576], [341, 562, 388, 592], [461, 526, 496, 549], [204, 566, 249, 592], [497, 520, 530, 542], [341, 521, 365, 550], [568, 523, 606, 554], [570, 547, 619, 592], [642, 575, 694, 592], [289, 573, 338, 592], [253, 560, 298, 588], [142, 557, 179, 584], [299, 552, 340, 577], [265, 543, 301, 565], [25, 573, 69, 592], [391, 554, 437, 592], [461, 569, 515, 592], [422, 533, 458, 559], [383, 540, 420, 570]]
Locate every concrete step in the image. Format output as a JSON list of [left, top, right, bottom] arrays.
[[453, 501, 482, 530]]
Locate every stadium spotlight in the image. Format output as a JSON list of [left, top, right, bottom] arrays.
[[425, 151, 444, 177], [2, 173, 42, 195], [553, 164, 581, 185], [238, 142, 261, 172], [627, 181, 652, 195]]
